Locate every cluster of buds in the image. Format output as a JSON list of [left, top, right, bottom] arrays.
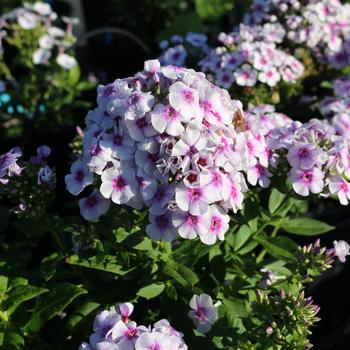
[[0, 1, 78, 69], [252, 289, 320, 349], [0, 145, 55, 217], [66, 60, 271, 244], [288, 239, 334, 282], [79, 303, 187, 350]]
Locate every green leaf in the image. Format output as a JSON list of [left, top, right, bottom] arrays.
[[282, 218, 334, 236], [195, 0, 234, 20], [254, 235, 297, 260], [219, 298, 248, 327], [157, 12, 205, 41], [268, 188, 286, 214], [0, 275, 8, 293], [137, 283, 165, 300], [5, 285, 48, 315], [242, 195, 260, 231], [24, 283, 87, 333], [67, 301, 100, 330], [67, 255, 134, 275], [2, 332, 24, 350], [41, 253, 64, 281], [162, 260, 199, 287], [232, 225, 252, 251], [68, 64, 80, 85]]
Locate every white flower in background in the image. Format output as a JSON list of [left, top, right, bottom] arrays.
[[39, 34, 55, 49], [33, 2, 53, 16], [33, 48, 51, 64], [56, 53, 77, 70], [333, 240, 350, 263], [17, 12, 37, 29]]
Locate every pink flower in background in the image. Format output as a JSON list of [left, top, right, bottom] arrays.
[[333, 240, 350, 262], [79, 189, 110, 221], [287, 142, 323, 169], [65, 158, 93, 195], [172, 211, 207, 239], [247, 163, 272, 188], [234, 64, 258, 86], [328, 175, 350, 205], [188, 294, 218, 333]]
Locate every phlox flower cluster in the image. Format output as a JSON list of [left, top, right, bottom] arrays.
[[159, 32, 209, 67], [199, 23, 304, 89], [158, 24, 305, 90], [247, 104, 350, 204], [0, 145, 55, 215], [245, 0, 350, 69], [66, 60, 270, 245], [0, 1, 78, 69], [79, 302, 187, 350], [319, 75, 350, 140]]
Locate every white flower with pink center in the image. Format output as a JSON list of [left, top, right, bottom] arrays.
[[289, 167, 324, 196], [258, 68, 281, 87], [169, 81, 202, 121], [175, 184, 211, 215], [100, 166, 138, 204], [135, 332, 173, 350], [328, 175, 350, 205], [109, 320, 146, 350], [172, 211, 207, 239], [247, 163, 272, 188], [79, 189, 110, 221], [118, 303, 134, 323], [333, 240, 350, 263], [287, 142, 323, 169], [199, 205, 230, 245], [65, 158, 93, 195], [188, 294, 218, 334], [234, 64, 258, 86], [150, 104, 185, 136]]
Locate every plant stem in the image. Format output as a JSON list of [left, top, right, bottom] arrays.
[[256, 225, 281, 263]]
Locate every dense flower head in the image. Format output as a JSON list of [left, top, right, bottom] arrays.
[[199, 23, 304, 89], [246, 104, 350, 204], [79, 303, 187, 350], [245, 0, 350, 69], [159, 25, 305, 90], [66, 59, 273, 244], [0, 2, 78, 69]]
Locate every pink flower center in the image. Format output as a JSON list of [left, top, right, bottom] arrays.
[[298, 147, 310, 158], [341, 182, 349, 192], [190, 188, 202, 200], [242, 71, 250, 80], [166, 107, 178, 120], [210, 216, 222, 232], [302, 171, 313, 183], [186, 214, 198, 226], [182, 90, 194, 104], [113, 177, 126, 190], [187, 173, 198, 184], [125, 327, 137, 339], [196, 306, 207, 321]]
